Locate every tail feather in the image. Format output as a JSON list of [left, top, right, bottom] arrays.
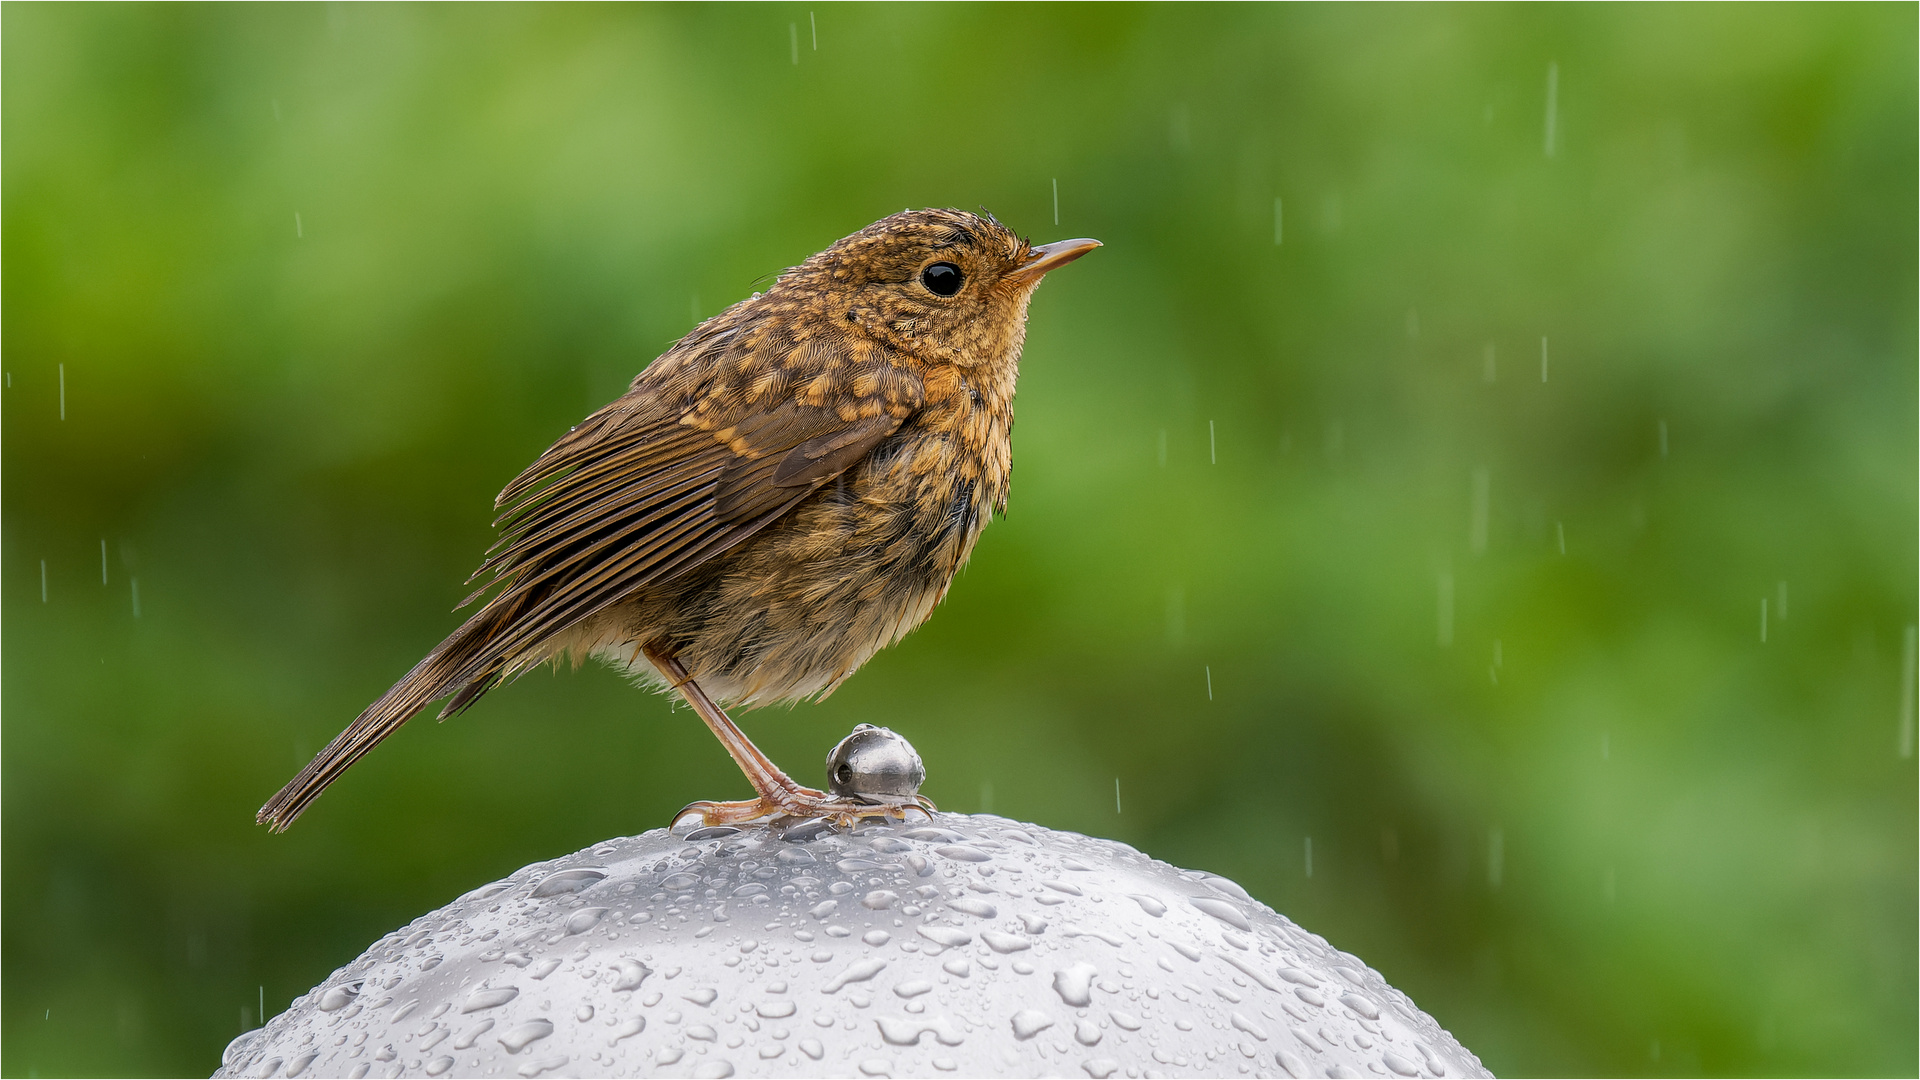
[[257, 612, 515, 832]]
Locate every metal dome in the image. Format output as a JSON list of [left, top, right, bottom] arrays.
[[217, 814, 1489, 1079]]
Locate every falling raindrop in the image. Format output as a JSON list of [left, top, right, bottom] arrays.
[[101, 539, 109, 585], [788, 23, 799, 65], [58, 363, 66, 420], [1776, 581, 1789, 620], [1899, 626, 1916, 759], [1205, 666, 1213, 701], [295, 212, 303, 239], [1209, 420, 1216, 463], [1114, 778, 1121, 815], [1760, 598, 1769, 643], [1052, 178, 1059, 226], [1273, 197, 1283, 245], [1469, 469, 1490, 555], [1556, 521, 1566, 555], [1544, 62, 1559, 158], [809, 11, 817, 49], [40, 559, 47, 603], [1540, 337, 1549, 382]]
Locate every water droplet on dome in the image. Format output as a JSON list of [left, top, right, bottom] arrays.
[[692, 1059, 734, 1078], [824, 958, 887, 991], [935, 845, 991, 862], [1042, 879, 1083, 896], [1128, 894, 1167, 917], [462, 987, 519, 1013], [946, 898, 996, 918], [611, 959, 650, 991], [942, 957, 971, 977], [1190, 897, 1251, 931], [1052, 963, 1098, 1007], [777, 848, 817, 866], [613, 1015, 645, 1041], [1010, 1009, 1054, 1039], [424, 1055, 454, 1076], [496, 1019, 554, 1053], [862, 890, 899, 910], [318, 983, 362, 1012], [916, 926, 970, 948], [1110, 1010, 1141, 1030], [857, 1059, 890, 1076], [1082, 1057, 1120, 1078], [1340, 992, 1380, 1020], [565, 908, 607, 935], [798, 1039, 824, 1059], [516, 1053, 568, 1077], [531, 869, 607, 898]]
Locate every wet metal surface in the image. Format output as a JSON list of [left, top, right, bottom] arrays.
[[217, 815, 1490, 1078]]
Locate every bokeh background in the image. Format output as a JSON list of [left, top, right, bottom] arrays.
[[4, 4, 1914, 1076]]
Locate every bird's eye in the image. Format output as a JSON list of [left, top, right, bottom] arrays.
[[921, 262, 963, 297]]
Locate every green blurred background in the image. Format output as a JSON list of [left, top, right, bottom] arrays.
[[4, 4, 1914, 1076]]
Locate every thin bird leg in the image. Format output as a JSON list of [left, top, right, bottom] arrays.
[[643, 644, 918, 828]]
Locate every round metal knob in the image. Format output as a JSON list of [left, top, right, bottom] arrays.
[[825, 723, 926, 804]]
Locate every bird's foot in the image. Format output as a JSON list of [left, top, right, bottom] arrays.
[[673, 787, 935, 831]]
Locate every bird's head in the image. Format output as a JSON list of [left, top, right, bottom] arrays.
[[777, 208, 1099, 369]]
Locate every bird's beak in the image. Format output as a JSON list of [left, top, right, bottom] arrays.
[[1008, 237, 1102, 283]]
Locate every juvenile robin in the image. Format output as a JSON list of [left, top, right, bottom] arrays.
[[258, 209, 1099, 830]]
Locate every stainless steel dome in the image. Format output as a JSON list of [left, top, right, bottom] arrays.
[[217, 813, 1488, 1079]]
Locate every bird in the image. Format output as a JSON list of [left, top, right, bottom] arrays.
[[257, 208, 1099, 831]]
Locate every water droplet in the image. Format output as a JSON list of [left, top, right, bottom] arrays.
[[1383, 1051, 1421, 1076], [611, 959, 650, 991], [1294, 987, 1325, 1007], [424, 1056, 454, 1076], [1340, 992, 1379, 1020], [1019, 914, 1048, 935], [453, 1019, 494, 1050], [692, 1060, 734, 1079], [799, 1038, 824, 1059], [1231, 1012, 1268, 1040], [777, 847, 817, 866], [686, 1024, 717, 1041], [683, 827, 740, 841], [285, 1051, 318, 1077], [1052, 963, 1098, 1007], [661, 871, 701, 891], [614, 1016, 645, 1040], [1128, 894, 1167, 917], [1202, 875, 1254, 902], [902, 827, 966, 843], [1011, 1009, 1054, 1040], [916, 926, 971, 948], [1276, 1049, 1309, 1078], [862, 890, 899, 910], [824, 958, 887, 991], [869, 837, 912, 854], [1278, 967, 1319, 986], [1075, 1020, 1102, 1045], [981, 931, 1031, 953], [318, 983, 361, 1012], [858, 1059, 890, 1076], [531, 869, 607, 898], [1042, 879, 1084, 896], [935, 845, 991, 862], [942, 957, 971, 977], [1082, 1057, 1120, 1078], [496, 1019, 553, 1053], [1190, 897, 1251, 931], [462, 987, 519, 1013], [564, 908, 607, 935], [863, 930, 891, 946], [946, 898, 996, 918], [683, 988, 718, 1006], [1220, 952, 1281, 992], [391, 1000, 420, 1022], [1110, 1010, 1142, 1031]]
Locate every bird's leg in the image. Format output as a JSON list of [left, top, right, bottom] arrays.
[[643, 644, 923, 829]]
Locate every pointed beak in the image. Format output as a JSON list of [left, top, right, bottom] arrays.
[[1008, 237, 1102, 283]]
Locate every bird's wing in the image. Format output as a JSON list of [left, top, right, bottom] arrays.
[[444, 332, 926, 698], [256, 330, 922, 831]]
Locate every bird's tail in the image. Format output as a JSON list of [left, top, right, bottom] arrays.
[[256, 607, 520, 832]]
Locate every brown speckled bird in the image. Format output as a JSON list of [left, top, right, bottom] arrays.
[[258, 209, 1098, 831]]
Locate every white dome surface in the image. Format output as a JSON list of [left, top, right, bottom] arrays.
[[217, 814, 1491, 1079]]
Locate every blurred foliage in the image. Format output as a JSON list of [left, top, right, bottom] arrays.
[[4, 4, 1915, 1076]]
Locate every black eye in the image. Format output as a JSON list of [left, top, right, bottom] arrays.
[[921, 262, 963, 297]]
